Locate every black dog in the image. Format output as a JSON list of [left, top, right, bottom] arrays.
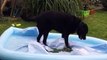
[[21, 11, 88, 49]]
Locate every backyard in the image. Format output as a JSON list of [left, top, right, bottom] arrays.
[[1, 0, 107, 59], [85, 10, 107, 40], [0, 10, 107, 40]]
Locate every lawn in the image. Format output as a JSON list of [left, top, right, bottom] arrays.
[[84, 10, 107, 40], [0, 10, 107, 40], [0, 17, 36, 34]]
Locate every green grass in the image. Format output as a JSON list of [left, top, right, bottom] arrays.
[[0, 17, 35, 34], [0, 10, 107, 40], [84, 10, 107, 40]]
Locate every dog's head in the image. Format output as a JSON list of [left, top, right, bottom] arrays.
[[77, 22, 88, 40]]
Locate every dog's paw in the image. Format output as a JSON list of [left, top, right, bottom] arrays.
[[62, 47, 72, 52]]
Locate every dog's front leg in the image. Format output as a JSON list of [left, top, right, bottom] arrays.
[[62, 34, 70, 48], [43, 32, 49, 46], [62, 34, 72, 51], [37, 32, 42, 42]]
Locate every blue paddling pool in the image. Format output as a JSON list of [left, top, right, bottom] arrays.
[[0, 27, 107, 60]]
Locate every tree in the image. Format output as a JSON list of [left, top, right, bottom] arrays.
[[0, 0, 1, 16], [1, 0, 8, 16]]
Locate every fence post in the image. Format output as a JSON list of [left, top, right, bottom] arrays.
[[0, 0, 3, 17], [1, 0, 8, 16]]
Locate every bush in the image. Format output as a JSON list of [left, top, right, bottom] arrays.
[[101, 0, 107, 10], [22, 0, 82, 17]]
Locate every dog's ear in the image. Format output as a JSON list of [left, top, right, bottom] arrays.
[[77, 22, 88, 40]]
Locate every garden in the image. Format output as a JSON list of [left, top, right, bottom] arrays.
[[0, 0, 107, 40], [0, 0, 107, 60]]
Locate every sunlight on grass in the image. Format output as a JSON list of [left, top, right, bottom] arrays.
[[84, 10, 107, 40]]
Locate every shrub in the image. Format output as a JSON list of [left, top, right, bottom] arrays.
[[22, 0, 82, 17], [101, 0, 107, 10]]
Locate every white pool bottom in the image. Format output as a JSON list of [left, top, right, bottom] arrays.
[[5, 35, 107, 55]]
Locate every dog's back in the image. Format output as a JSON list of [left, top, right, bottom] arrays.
[[35, 11, 82, 34]]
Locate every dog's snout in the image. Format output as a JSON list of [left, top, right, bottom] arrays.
[[79, 36, 86, 40]]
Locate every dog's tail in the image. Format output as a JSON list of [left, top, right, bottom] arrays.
[[20, 9, 39, 22], [20, 13, 37, 22]]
